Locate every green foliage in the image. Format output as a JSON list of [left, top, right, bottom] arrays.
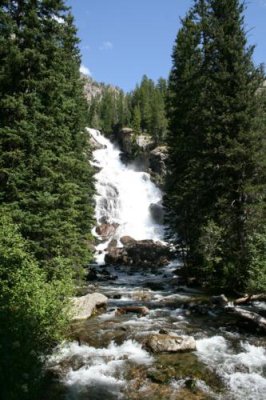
[[165, 0, 266, 291], [247, 230, 266, 293], [87, 75, 168, 144], [0, 0, 95, 274], [0, 1, 95, 397], [0, 212, 73, 400]]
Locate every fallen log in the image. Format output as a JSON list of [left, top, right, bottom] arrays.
[[227, 306, 266, 332], [234, 294, 266, 305]]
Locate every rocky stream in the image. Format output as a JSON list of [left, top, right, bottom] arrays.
[[45, 130, 266, 400]]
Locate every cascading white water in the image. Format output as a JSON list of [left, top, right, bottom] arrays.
[[47, 130, 266, 399], [89, 128, 164, 243]]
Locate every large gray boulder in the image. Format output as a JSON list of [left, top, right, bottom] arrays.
[[71, 293, 108, 320], [146, 334, 196, 353]]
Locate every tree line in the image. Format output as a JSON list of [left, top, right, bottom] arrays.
[[88, 75, 168, 144], [0, 1, 95, 398]]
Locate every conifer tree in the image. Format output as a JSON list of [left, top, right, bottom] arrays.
[[0, 0, 95, 275], [165, 0, 265, 290]]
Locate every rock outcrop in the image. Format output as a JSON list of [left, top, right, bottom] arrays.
[[71, 293, 108, 320], [117, 127, 168, 187], [96, 223, 119, 240], [146, 334, 196, 353], [86, 128, 106, 150], [149, 146, 168, 176], [105, 238, 172, 267]]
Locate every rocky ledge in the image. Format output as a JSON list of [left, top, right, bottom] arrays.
[[105, 236, 173, 267]]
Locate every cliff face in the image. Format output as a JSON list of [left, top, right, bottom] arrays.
[[117, 127, 168, 188], [81, 73, 120, 102]]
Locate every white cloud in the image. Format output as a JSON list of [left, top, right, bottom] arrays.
[[100, 41, 113, 51], [79, 64, 92, 76]]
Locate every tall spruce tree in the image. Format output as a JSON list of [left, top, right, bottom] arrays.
[[165, 8, 205, 270], [165, 0, 265, 290], [0, 0, 95, 276]]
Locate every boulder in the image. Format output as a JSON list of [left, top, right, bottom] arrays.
[[116, 306, 150, 316], [96, 223, 119, 239], [105, 239, 172, 267], [149, 202, 165, 225], [120, 235, 136, 246], [126, 240, 171, 266], [107, 239, 118, 249], [105, 247, 128, 265], [146, 334, 196, 353], [71, 293, 108, 320], [211, 294, 228, 307]]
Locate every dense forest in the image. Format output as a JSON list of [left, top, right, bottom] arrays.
[[87, 74, 168, 144], [0, 0, 265, 399]]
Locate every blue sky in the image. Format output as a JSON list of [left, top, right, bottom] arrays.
[[67, 0, 266, 92]]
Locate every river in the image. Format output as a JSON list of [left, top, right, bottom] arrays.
[[46, 129, 266, 400]]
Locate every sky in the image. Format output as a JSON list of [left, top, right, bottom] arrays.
[[67, 0, 266, 92]]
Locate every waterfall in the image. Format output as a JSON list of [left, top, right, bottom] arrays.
[[89, 128, 164, 243]]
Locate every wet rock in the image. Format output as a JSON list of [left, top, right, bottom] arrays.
[[149, 202, 165, 225], [149, 146, 168, 176], [86, 128, 106, 150], [116, 306, 150, 316], [112, 294, 122, 299], [105, 239, 172, 267], [120, 235, 136, 246], [71, 293, 108, 320], [145, 281, 165, 291], [118, 127, 135, 155], [211, 294, 228, 307], [146, 334, 196, 353], [107, 239, 118, 249], [96, 223, 119, 239], [86, 267, 98, 281]]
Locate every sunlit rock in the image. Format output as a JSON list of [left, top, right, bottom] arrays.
[[71, 293, 108, 320], [146, 334, 196, 353]]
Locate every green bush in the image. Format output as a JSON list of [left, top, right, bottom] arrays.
[[0, 213, 73, 400]]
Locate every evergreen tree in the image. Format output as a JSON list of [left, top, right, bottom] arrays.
[[165, 8, 205, 269], [0, 0, 95, 275], [165, 0, 265, 290]]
